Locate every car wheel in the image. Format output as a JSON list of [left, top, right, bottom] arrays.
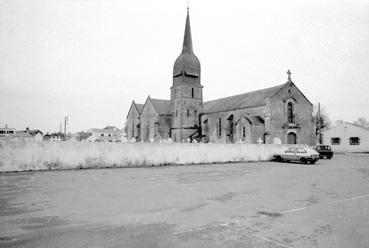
[[275, 156, 283, 162], [300, 158, 307, 164], [327, 155, 332, 159], [310, 160, 316, 164]]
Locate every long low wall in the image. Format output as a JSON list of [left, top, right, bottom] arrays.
[[0, 141, 291, 172]]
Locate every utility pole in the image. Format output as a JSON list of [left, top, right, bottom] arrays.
[[64, 116, 69, 136], [317, 103, 321, 144]]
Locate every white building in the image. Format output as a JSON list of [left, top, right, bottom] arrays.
[[86, 126, 121, 142], [322, 122, 369, 153], [0, 125, 16, 137]]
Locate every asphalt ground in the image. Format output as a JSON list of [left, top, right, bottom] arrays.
[[1, 154, 368, 248]]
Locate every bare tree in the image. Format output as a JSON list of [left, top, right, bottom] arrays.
[[313, 104, 331, 130], [313, 104, 331, 144], [353, 117, 369, 128]]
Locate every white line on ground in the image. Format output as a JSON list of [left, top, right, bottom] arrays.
[[282, 193, 369, 214], [252, 234, 295, 248]]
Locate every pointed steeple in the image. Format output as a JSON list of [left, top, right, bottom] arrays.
[[182, 8, 193, 54], [173, 6, 200, 81]]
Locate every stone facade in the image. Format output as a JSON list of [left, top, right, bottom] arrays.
[[126, 101, 142, 141], [125, 8, 315, 145]]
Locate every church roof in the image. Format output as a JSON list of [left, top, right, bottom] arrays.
[[203, 84, 285, 114], [151, 98, 171, 115]]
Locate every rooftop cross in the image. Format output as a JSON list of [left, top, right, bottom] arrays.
[[287, 70, 292, 82]]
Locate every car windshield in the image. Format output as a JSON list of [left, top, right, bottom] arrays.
[[286, 148, 295, 153], [296, 148, 306, 153], [318, 146, 330, 150]]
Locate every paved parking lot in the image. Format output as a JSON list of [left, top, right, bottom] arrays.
[[1, 154, 369, 247]]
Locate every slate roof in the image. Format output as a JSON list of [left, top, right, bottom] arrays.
[[173, 9, 200, 77], [150, 98, 171, 115], [245, 115, 264, 124], [203, 84, 285, 114]]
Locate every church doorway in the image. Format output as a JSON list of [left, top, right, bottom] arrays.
[[287, 132, 297, 144], [226, 115, 234, 143]]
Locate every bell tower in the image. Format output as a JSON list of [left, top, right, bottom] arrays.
[[170, 7, 203, 142]]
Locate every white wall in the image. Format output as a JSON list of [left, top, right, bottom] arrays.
[[0, 141, 291, 172], [322, 123, 369, 153]]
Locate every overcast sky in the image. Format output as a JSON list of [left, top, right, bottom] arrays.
[[1, 0, 368, 133]]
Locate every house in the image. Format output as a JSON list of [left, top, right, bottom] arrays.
[[0, 125, 16, 137], [322, 122, 369, 153], [43, 132, 65, 142], [126, 8, 314, 145], [86, 126, 121, 142], [15, 127, 44, 141]]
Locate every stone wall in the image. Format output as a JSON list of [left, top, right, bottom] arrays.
[[0, 141, 291, 172], [201, 105, 266, 143], [126, 105, 141, 141]]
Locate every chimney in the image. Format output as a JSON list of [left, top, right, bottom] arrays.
[[26, 127, 30, 133]]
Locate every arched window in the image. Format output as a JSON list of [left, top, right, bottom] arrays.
[[194, 110, 197, 116], [187, 109, 190, 117], [191, 88, 194, 98], [217, 118, 222, 138], [287, 102, 295, 123]]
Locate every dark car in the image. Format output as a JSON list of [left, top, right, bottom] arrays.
[[315, 145, 333, 159]]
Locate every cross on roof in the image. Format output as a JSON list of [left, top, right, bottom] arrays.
[[287, 70, 292, 82]]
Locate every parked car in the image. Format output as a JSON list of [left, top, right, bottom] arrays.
[[315, 145, 333, 159], [273, 147, 320, 164]]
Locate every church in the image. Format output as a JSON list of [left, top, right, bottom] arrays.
[[126, 8, 315, 145]]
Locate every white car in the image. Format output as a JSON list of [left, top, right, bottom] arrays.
[[273, 147, 320, 164]]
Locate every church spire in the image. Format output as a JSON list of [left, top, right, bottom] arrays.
[[182, 7, 193, 54]]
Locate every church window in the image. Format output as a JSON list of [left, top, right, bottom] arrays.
[[217, 118, 222, 137], [243, 127, 246, 139], [331, 137, 340, 145], [132, 123, 134, 137], [287, 102, 295, 123], [187, 109, 190, 117], [191, 88, 194, 98], [194, 110, 197, 116], [349, 137, 360, 145]]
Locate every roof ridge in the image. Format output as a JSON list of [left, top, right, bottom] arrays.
[[204, 83, 285, 103], [150, 98, 170, 101], [345, 122, 369, 131]]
